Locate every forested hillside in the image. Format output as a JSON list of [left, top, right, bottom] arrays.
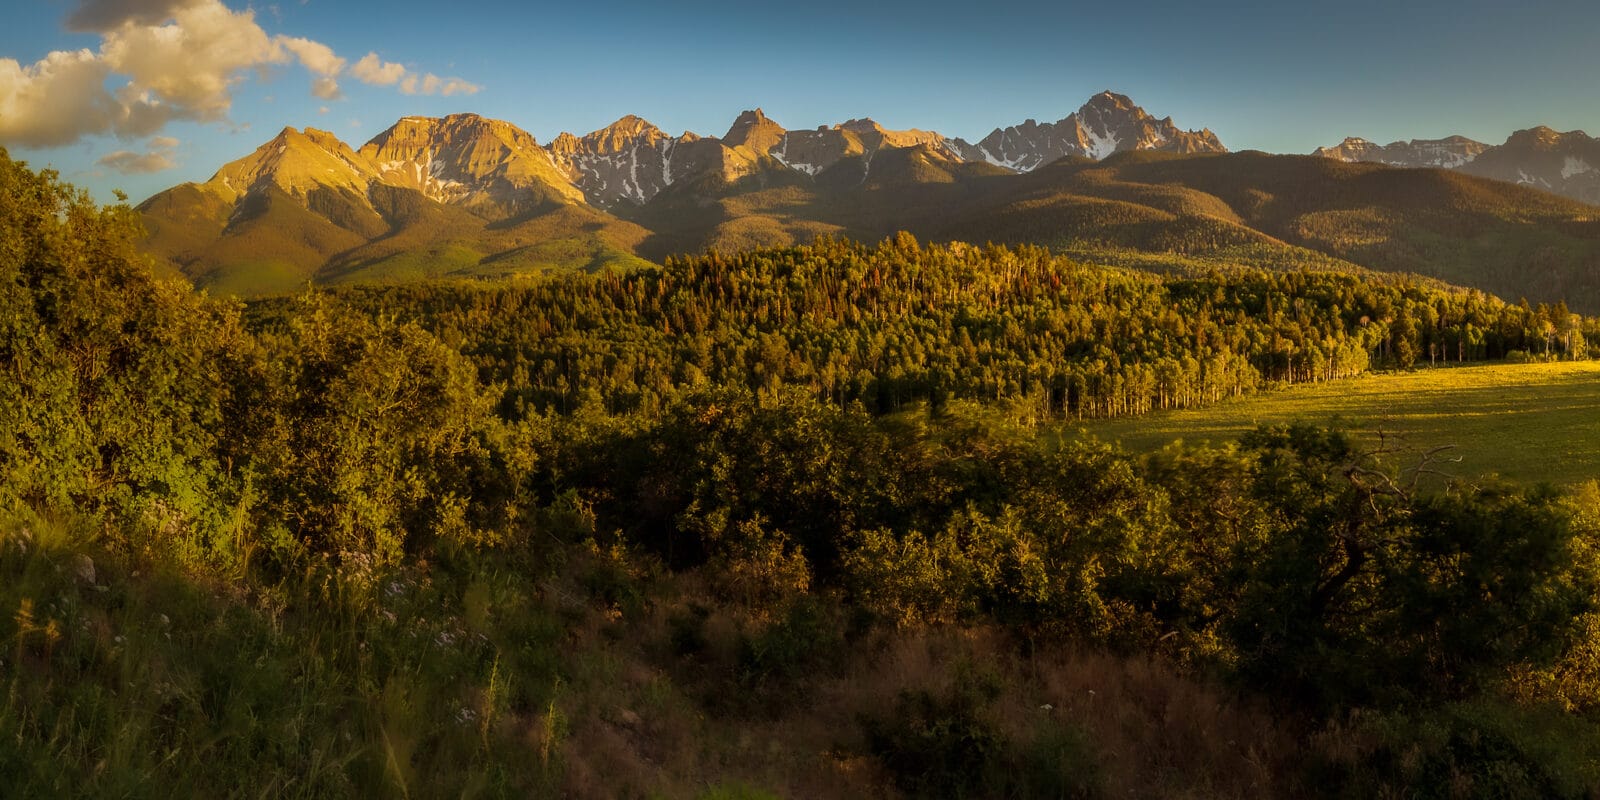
[[10, 151, 1600, 798], [304, 235, 1587, 423]]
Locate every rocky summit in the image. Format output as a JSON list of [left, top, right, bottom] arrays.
[[1316, 127, 1600, 204], [946, 91, 1227, 171]]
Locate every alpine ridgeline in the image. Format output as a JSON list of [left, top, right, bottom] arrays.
[[137, 91, 1224, 292], [946, 90, 1226, 171], [135, 91, 1600, 313], [1316, 127, 1600, 204]]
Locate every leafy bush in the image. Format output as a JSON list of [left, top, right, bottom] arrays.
[[861, 665, 1008, 799]]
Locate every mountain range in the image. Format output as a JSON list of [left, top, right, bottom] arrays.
[[136, 91, 1600, 311], [1314, 127, 1600, 204]]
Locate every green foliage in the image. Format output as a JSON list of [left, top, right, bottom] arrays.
[[249, 293, 500, 565], [695, 783, 783, 800], [735, 597, 848, 699], [318, 237, 1579, 433], [1216, 425, 1598, 707], [0, 150, 257, 567], [1018, 721, 1104, 800], [9, 150, 1600, 795], [1310, 701, 1600, 799], [0, 518, 569, 798], [862, 665, 1010, 799]]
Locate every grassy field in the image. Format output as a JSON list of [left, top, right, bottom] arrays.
[[1077, 361, 1600, 487]]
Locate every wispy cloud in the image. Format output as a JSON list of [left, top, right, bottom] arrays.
[[96, 134, 181, 173]]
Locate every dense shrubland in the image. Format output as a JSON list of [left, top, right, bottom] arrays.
[[7, 150, 1600, 797]]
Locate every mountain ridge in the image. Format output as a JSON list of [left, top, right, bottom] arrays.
[[137, 92, 1600, 312], [1315, 126, 1600, 204]]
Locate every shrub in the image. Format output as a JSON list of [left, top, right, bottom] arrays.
[[861, 665, 1008, 799]]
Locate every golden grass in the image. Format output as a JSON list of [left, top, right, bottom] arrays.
[[1076, 361, 1600, 487]]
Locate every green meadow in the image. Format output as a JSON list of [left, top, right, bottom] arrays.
[[1078, 361, 1600, 487]]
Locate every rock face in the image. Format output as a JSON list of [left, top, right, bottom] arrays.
[[722, 108, 788, 155], [766, 117, 967, 178], [137, 91, 1239, 290], [1313, 136, 1488, 169], [358, 113, 586, 213], [203, 126, 382, 202], [1466, 127, 1600, 204], [1315, 128, 1600, 204], [151, 92, 1231, 218], [947, 91, 1227, 172], [547, 116, 753, 208]]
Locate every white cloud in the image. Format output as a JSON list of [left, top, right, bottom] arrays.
[[278, 36, 342, 76], [148, 135, 179, 147], [0, 0, 481, 149], [353, 52, 476, 96], [350, 52, 405, 86], [0, 49, 121, 147], [99, 1, 286, 121], [398, 71, 480, 97], [280, 36, 344, 98]]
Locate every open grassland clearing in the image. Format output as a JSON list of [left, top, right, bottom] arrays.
[[1078, 361, 1600, 487]]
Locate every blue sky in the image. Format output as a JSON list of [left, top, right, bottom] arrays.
[[4, 0, 1599, 203]]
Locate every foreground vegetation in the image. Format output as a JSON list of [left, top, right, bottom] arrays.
[[9, 150, 1600, 797]]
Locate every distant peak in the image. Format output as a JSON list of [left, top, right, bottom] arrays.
[[596, 114, 661, 136], [837, 118, 885, 133], [1506, 126, 1574, 147], [1082, 90, 1138, 113], [548, 131, 583, 154], [723, 107, 786, 149], [565, 115, 667, 154]]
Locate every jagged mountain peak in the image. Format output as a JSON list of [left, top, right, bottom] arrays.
[[1506, 126, 1578, 148], [607, 114, 656, 129], [1312, 134, 1488, 170], [577, 115, 668, 153], [724, 108, 787, 152], [358, 113, 582, 208], [371, 113, 544, 150], [201, 125, 377, 202], [548, 131, 583, 153], [299, 127, 347, 150], [1081, 90, 1138, 114], [837, 118, 886, 133], [949, 91, 1225, 171], [731, 108, 771, 126], [1314, 124, 1600, 204]]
